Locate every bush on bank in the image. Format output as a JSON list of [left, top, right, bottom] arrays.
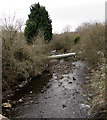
[[2, 21, 48, 91], [75, 22, 106, 118], [49, 32, 74, 53]]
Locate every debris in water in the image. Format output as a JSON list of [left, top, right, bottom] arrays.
[[67, 76, 70, 79], [58, 75, 64, 79], [85, 76, 90, 80], [31, 100, 34, 103], [19, 99, 24, 103], [2, 103, 12, 108], [75, 91, 79, 94], [73, 77, 76, 80], [30, 91, 33, 94], [80, 104, 90, 109], [62, 104, 66, 108], [68, 81, 72, 84], [41, 90, 44, 93], [60, 59, 64, 63]]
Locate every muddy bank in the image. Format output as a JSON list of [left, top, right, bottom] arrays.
[[2, 67, 51, 101], [3, 59, 92, 118]]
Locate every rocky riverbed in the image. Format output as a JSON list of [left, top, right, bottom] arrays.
[[2, 58, 92, 118]]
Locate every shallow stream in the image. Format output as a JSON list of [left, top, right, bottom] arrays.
[[3, 60, 90, 118]]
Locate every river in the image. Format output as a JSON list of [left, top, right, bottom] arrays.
[[3, 60, 90, 118]]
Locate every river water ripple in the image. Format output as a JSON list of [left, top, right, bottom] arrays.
[[6, 60, 90, 118]]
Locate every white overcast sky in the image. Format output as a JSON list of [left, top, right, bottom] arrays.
[[0, 0, 106, 33]]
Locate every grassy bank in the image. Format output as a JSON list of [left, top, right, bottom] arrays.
[[1, 18, 49, 92]]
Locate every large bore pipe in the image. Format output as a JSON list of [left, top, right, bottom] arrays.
[[48, 52, 76, 59]]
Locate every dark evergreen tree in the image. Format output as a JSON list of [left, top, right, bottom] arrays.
[[24, 3, 52, 44]]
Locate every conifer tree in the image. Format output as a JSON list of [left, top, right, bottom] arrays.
[[24, 3, 52, 44]]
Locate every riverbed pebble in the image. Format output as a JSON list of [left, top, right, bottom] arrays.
[[30, 91, 33, 94], [62, 104, 66, 108], [73, 77, 76, 80], [31, 100, 34, 103], [2, 103, 12, 108], [19, 99, 24, 103], [68, 81, 72, 84]]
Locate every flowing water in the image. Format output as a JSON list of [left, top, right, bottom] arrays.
[[3, 60, 90, 118]]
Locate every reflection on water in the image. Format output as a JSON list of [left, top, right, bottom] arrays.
[[4, 60, 90, 118], [11, 73, 52, 101]]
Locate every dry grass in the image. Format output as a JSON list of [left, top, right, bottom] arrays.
[[74, 22, 106, 118], [73, 22, 105, 67], [1, 19, 48, 90], [49, 32, 74, 53]]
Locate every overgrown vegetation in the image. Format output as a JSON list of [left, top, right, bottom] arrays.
[[75, 22, 105, 67], [1, 16, 48, 91], [49, 32, 74, 53], [73, 22, 106, 118], [74, 35, 80, 44]]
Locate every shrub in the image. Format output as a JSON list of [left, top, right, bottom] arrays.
[[50, 33, 74, 53], [75, 22, 105, 67], [1, 16, 48, 90], [74, 35, 80, 43], [74, 22, 106, 118]]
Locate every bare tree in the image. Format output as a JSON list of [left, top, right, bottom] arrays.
[[62, 25, 72, 33], [0, 13, 24, 50]]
